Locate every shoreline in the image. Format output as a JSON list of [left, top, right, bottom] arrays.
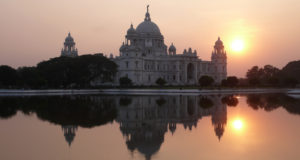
[[0, 88, 298, 96]]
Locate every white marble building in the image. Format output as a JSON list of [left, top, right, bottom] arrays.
[[113, 6, 227, 86]]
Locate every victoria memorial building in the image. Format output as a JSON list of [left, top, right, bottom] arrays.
[[114, 6, 227, 86], [60, 6, 227, 86]]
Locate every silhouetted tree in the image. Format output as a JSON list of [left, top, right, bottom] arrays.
[[198, 76, 214, 87], [222, 76, 238, 87], [37, 54, 117, 88], [246, 65, 280, 86], [246, 66, 262, 86], [156, 78, 166, 86], [222, 95, 239, 107], [280, 60, 300, 84], [119, 77, 132, 87], [17, 67, 44, 88], [0, 65, 18, 87], [283, 77, 298, 87], [199, 97, 214, 109], [0, 96, 117, 127]]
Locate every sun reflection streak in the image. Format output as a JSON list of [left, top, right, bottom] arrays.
[[231, 118, 245, 132]]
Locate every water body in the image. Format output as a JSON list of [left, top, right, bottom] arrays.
[[0, 93, 300, 160]]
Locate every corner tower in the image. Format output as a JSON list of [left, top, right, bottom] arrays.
[[61, 32, 78, 57], [211, 37, 227, 83]]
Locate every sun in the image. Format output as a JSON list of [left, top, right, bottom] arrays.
[[232, 119, 244, 130], [231, 39, 245, 52]]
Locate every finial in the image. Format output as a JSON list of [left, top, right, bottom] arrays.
[[218, 36, 220, 40], [68, 32, 71, 36], [147, 5, 149, 13], [145, 5, 151, 21]]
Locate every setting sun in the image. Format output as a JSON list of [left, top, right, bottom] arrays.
[[231, 39, 245, 52], [232, 119, 244, 130]]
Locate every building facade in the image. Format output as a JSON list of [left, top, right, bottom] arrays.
[[113, 6, 227, 86]]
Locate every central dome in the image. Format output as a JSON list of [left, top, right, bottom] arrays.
[[136, 21, 161, 34], [136, 5, 161, 35]]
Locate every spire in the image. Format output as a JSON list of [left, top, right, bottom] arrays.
[[145, 5, 151, 21], [68, 32, 71, 37]]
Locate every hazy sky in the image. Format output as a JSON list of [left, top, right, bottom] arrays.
[[0, 0, 299, 77]]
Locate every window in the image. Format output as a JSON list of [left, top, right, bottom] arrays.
[[126, 61, 129, 68], [173, 75, 176, 80], [135, 61, 138, 68]]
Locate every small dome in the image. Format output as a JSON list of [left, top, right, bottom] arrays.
[[65, 32, 74, 42], [214, 37, 224, 50], [168, 43, 176, 52], [119, 42, 126, 51], [127, 24, 136, 35], [215, 37, 223, 45]]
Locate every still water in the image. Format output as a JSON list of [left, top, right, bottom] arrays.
[[0, 93, 300, 160]]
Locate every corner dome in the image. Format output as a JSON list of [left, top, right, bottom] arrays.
[[214, 37, 224, 50], [127, 24, 136, 35], [215, 37, 223, 45], [65, 32, 74, 42]]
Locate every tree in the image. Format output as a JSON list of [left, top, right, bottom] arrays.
[[246, 66, 262, 86], [199, 97, 214, 109], [17, 67, 44, 88], [37, 54, 117, 88], [226, 76, 239, 87], [198, 76, 214, 87], [156, 78, 166, 86], [246, 65, 280, 86], [222, 95, 239, 107], [280, 60, 300, 86], [221, 76, 239, 87], [284, 77, 298, 87], [119, 77, 132, 87], [0, 65, 18, 87]]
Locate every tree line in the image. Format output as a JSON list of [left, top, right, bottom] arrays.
[[0, 54, 117, 89], [1, 56, 299, 88]]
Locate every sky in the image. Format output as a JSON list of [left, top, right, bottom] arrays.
[[0, 0, 299, 77]]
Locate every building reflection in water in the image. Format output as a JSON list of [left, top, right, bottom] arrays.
[[116, 95, 229, 160], [62, 125, 78, 146]]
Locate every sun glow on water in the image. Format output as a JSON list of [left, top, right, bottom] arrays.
[[232, 119, 244, 131]]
